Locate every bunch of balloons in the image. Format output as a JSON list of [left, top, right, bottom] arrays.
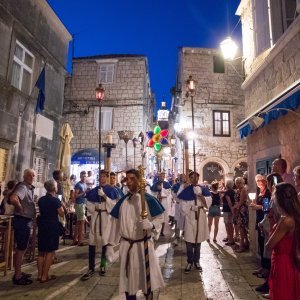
[[146, 125, 169, 152]]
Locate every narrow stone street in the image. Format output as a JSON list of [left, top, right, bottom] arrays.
[[0, 223, 265, 300]]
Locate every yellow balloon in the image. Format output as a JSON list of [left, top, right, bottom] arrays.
[[152, 134, 161, 142]]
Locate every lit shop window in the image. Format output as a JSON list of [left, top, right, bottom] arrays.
[[11, 40, 34, 94]]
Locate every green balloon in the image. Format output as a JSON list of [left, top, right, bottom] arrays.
[[153, 125, 161, 135], [154, 142, 161, 152]]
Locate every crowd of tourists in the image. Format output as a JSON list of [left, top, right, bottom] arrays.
[[0, 157, 300, 300]]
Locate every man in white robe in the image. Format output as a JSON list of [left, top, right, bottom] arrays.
[[178, 171, 211, 273], [109, 169, 165, 299], [171, 174, 186, 245], [81, 170, 119, 281], [150, 171, 172, 236]]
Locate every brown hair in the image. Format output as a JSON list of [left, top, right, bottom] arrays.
[[275, 182, 300, 269], [126, 169, 141, 180]]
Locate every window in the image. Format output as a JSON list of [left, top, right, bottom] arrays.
[[0, 148, 8, 182], [270, 0, 297, 43], [97, 63, 114, 84], [11, 40, 34, 94], [33, 155, 46, 186], [213, 56, 225, 73], [253, 0, 272, 55], [94, 107, 113, 130], [213, 110, 230, 136], [256, 157, 277, 175]]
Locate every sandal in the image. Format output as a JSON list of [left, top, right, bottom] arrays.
[[40, 275, 57, 283]]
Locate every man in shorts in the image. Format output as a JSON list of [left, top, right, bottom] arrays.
[[74, 171, 87, 246], [9, 169, 36, 285]]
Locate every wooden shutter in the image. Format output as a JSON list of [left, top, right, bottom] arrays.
[[0, 148, 8, 182]]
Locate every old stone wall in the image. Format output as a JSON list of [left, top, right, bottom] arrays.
[[64, 56, 153, 172], [0, 0, 71, 182], [176, 48, 247, 181]]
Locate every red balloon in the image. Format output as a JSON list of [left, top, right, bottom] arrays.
[[147, 139, 154, 147], [160, 129, 169, 138]]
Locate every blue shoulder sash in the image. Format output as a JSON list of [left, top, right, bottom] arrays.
[[110, 192, 165, 219]]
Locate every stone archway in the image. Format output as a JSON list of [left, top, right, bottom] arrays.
[[198, 157, 230, 184], [231, 158, 248, 179]]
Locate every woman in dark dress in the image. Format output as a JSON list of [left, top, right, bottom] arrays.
[[37, 180, 64, 282]]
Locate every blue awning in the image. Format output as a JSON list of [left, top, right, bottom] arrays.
[[238, 84, 300, 139], [71, 148, 104, 165]]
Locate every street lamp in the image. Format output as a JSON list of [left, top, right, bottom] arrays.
[[220, 36, 238, 60], [170, 134, 176, 181], [132, 137, 138, 168], [174, 122, 186, 175], [95, 83, 105, 179], [118, 130, 134, 169], [186, 75, 196, 174], [138, 131, 146, 168]]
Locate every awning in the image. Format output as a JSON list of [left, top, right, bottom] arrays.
[[237, 81, 300, 139], [71, 148, 104, 165]]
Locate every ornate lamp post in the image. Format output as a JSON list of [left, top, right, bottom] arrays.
[[132, 137, 138, 168], [118, 130, 134, 169], [186, 75, 196, 174], [170, 134, 176, 181], [174, 123, 187, 176], [95, 83, 105, 179], [138, 131, 145, 167]]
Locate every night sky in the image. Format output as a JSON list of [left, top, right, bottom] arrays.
[[47, 0, 241, 111]]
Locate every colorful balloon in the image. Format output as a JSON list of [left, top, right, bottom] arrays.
[[154, 142, 161, 152], [147, 139, 154, 147], [146, 131, 153, 139], [160, 129, 168, 138], [153, 125, 161, 135], [161, 138, 168, 145], [146, 124, 169, 152], [152, 134, 161, 142]]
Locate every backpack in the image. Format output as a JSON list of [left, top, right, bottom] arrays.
[[7, 182, 23, 205]]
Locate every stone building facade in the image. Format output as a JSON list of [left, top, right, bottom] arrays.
[[236, 0, 300, 191], [0, 0, 71, 193], [64, 55, 154, 175], [172, 47, 247, 183]]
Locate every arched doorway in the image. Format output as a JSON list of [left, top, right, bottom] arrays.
[[202, 162, 224, 184], [233, 161, 248, 179]]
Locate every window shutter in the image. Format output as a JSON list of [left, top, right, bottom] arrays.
[[253, 0, 271, 55], [94, 107, 113, 130], [0, 148, 8, 182]]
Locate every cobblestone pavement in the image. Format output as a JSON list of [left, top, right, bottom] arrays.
[[0, 222, 266, 300]]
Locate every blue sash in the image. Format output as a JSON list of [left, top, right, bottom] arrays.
[[110, 192, 165, 219]]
